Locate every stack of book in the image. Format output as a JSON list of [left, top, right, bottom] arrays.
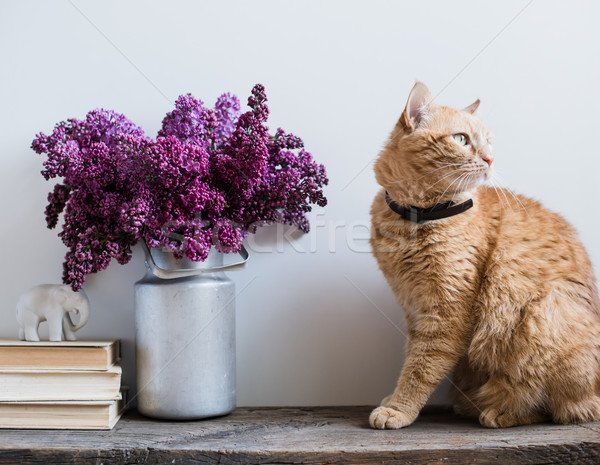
[[0, 339, 124, 429]]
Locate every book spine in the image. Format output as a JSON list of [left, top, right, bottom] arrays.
[[0, 370, 121, 401]]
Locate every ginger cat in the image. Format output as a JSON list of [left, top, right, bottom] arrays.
[[369, 82, 600, 429]]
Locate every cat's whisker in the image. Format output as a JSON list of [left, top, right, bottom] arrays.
[[432, 161, 464, 167], [457, 172, 475, 198], [430, 167, 482, 203], [415, 164, 461, 181], [423, 168, 469, 192], [434, 168, 479, 203], [389, 166, 459, 188], [449, 179, 465, 205], [488, 179, 504, 215], [491, 178, 514, 213], [493, 172, 530, 219], [390, 163, 468, 188], [449, 173, 468, 204], [509, 189, 530, 218], [433, 173, 466, 205], [451, 173, 474, 204], [494, 171, 529, 218]]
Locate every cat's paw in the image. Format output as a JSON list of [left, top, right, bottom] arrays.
[[369, 406, 416, 429], [479, 407, 516, 428], [479, 407, 549, 428]]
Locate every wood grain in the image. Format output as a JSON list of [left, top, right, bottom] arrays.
[[1, 407, 599, 464]]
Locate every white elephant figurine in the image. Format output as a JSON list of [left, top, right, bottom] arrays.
[[16, 284, 90, 342]]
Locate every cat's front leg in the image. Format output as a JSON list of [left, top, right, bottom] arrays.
[[369, 315, 470, 429]]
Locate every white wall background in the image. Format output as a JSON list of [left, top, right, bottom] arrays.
[[1, 0, 599, 407]]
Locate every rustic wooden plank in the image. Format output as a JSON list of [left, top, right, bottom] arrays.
[[580, 422, 600, 434], [0, 407, 599, 464]]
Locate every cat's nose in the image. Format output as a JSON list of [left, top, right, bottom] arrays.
[[480, 155, 494, 166]]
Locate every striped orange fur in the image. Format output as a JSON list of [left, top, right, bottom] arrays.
[[369, 82, 600, 429]]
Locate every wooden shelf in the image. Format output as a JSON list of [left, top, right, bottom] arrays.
[[1, 406, 599, 464]]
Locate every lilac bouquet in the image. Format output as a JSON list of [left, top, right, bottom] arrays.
[[32, 84, 328, 291]]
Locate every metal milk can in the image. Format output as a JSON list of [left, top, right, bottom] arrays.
[[135, 244, 247, 420]]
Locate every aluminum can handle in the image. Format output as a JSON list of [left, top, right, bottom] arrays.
[[143, 243, 248, 280]]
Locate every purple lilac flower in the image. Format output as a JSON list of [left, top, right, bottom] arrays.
[[33, 84, 328, 291], [128, 135, 223, 261], [32, 109, 147, 291], [159, 93, 241, 150], [213, 219, 247, 254], [158, 94, 214, 149], [211, 86, 328, 234], [214, 93, 241, 141]]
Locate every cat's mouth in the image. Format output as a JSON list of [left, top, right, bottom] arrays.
[[484, 165, 493, 181]]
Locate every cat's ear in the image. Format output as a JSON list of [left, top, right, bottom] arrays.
[[400, 81, 434, 130], [463, 99, 480, 114]]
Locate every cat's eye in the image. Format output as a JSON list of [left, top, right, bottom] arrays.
[[452, 134, 469, 146]]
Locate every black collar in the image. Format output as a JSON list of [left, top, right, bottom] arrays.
[[385, 191, 473, 224]]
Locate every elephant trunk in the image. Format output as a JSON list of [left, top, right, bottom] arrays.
[[70, 293, 90, 331]]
